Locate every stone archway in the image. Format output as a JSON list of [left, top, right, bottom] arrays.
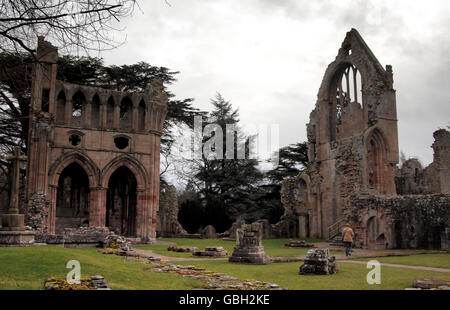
[[48, 152, 100, 233], [55, 162, 90, 233], [105, 166, 137, 237], [366, 216, 388, 250]]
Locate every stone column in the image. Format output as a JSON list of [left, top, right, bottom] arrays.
[[65, 98, 73, 125], [1, 147, 27, 231], [132, 105, 138, 131], [298, 212, 308, 239], [113, 102, 120, 129], [89, 187, 106, 227], [85, 101, 92, 127]]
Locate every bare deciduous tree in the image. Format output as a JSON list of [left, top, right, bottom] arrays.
[[0, 0, 137, 55]]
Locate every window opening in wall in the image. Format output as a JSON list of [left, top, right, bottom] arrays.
[[114, 137, 129, 149], [72, 91, 85, 118], [69, 134, 81, 146]]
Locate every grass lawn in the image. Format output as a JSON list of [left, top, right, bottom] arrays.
[[1, 245, 448, 290], [354, 253, 450, 269], [0, 246, 206, 290], [134, 238, 339, 258], [175, 259, 449, 290]]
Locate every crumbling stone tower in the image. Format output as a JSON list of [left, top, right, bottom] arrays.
[[26, 37, 167, 241], [302, 29, 399, 239]]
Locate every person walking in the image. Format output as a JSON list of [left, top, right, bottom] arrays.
[[342, 223, 354, 257]]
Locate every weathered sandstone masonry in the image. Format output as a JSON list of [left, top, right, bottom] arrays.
[[278, 29, 449, 250], [25, 37, 167, 242]]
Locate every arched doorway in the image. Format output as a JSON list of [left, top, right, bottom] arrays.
[[106, 166, 137, 237], [55, 162, 90, 233], [367, 216, 387, 249]]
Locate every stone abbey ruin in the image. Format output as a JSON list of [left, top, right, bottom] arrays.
[[7, 37, 168, 243], [277, 29, 449, 250], [0, 30, 448, 251]]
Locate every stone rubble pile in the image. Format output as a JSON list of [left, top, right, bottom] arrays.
[[44, 275, 110, 290], [405, 276, 450, 290], [146, 261, 283, 290], [167, 246, 199, 253], [284, 240, 315, 248], [299, 248, 339, 275], [102, 231, 132, 252], [193, 246, 228, 257]]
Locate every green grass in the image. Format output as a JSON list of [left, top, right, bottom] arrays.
[[0, 246, 206, 290], [134, 238, 338, 258], [175, 259, 449, 290], [355, 253, 450, 269], [1, 245, 448, 290]]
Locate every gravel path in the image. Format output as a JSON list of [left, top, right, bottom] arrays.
[[132, 248, 227, 262], [131, 244, 449, 273], [339, 260, 450, 273]]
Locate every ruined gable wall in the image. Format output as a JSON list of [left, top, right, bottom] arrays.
[[305, 29, 399, 238]]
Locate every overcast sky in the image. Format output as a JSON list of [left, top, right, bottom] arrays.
[[103, 0, 450, 167]]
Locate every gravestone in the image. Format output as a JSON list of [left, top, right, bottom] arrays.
[[299, 248, 338, 275], [201, 225, 217, 239], [228, 222, 270, 264]]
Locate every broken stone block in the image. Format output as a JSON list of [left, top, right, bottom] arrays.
[[229, 223, 270, 264], [193, 246, 227, 257], [413, 276, 450, 289], [167, 246, 199, 253], [284, 240, 315, 248], [299, 248, 339, 275]]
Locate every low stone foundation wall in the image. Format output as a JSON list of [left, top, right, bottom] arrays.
[[35, 227, 132, 250]]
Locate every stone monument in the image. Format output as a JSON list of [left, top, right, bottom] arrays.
[[228, 222, 270, 264], [0, 147, 35, 245]]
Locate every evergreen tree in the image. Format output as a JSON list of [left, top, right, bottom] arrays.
[[254, 142, 309, 223], [192, 93, 263, 231], [0, 52, 201, 158]]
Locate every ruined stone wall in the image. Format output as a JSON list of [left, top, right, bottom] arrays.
[[423, 129, 450, 194], [156, 184, 187, 237], [349, 194, 450, 249], [303, 29, 399, 239], [24, 37, 168, 241], [396, 129, 450, 195]]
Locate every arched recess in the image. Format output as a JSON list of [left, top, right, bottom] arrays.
[[49, 151, 100, 188], [366, 216, 388, 250], [101, 156, 149, 237], [106, 96, 115, 128], [72, 90, 86, 126], [47, 152, 101, 233], [365, 127, 388, 193], [327, 62, 363, 141], [105, 166, 137, 236], [101, 155, 148, 189], [119, 96, 133, 130], [56, 90, 66, 124], [138, 99, 146, 131], [55, 162, 90, 233], [91, 93, 101, 128]]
